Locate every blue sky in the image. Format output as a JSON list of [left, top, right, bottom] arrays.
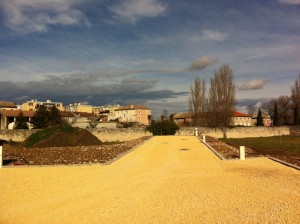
[[0, 0, 299, 117]]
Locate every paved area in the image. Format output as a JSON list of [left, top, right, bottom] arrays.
[[0, 136, 299, 223]]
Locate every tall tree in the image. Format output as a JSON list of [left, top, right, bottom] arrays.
[[207, 64, 236, 127], [291, 73, 300, 107], [273, 103, 279, 126], [49, 105, 63, 126], [189, 76, 206, 126], [15, 111, 28, 129], [256, 109, 264, 126], [32, 105, 50, 129], [294, 103, 299, 126]]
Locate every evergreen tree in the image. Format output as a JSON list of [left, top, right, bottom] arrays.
[[273, 103, 279, 126], [294, 103, 299, 126], [256, 109, 264, 126], [15, 111, 28, 129], [32, 105, 50, 129], [49, 105, 63, 126]]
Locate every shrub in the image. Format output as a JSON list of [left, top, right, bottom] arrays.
[[147, 120, 180, 135]]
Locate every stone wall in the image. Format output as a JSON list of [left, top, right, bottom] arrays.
[[178, 126, 291, 138], [0, 126, 295, 143], [0, 129, 38, 142], [89, 128, 152, 142]]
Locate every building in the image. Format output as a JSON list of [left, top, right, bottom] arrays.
[[65, 103, 93, 113], [252, 114, 272, 126], [0, 101, 17, 110], [114, 104, 151, 126], [172, 112, 192, 126], [93, 105, 120, 119], [0, 110, 34, 129], [22, 99, 64, 111], [231, 112, 253, 126]]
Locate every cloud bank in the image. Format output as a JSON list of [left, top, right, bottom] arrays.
[[0, 0, 89, 33], [186, 56, 218, 72], [238, 78, 271, 90], [278, 0, 300, 4], [109, 0, 167, 24], [0, 73, 184, 106]]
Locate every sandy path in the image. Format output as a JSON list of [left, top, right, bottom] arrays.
[[0, 136, 299, 223]]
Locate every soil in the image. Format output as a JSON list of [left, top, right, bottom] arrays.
[[2, 127, 150, 166], [202, 135, 300, 167], [30, 128, 103, 147]]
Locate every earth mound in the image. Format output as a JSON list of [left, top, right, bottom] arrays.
[[33, 128, 102, 148]]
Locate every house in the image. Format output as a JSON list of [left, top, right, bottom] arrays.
[[252, 114, 272, 126], [93, 105, 120, 120], [231, 112, 253, 126], [172, 113, 192, 126], [65, 103, 93, 113], [0, 110, 34, 129], [0, 101, 17, 110], [114, 104, 151, 126], [71, 112, 98, 128], [22, 99, 64, 111]]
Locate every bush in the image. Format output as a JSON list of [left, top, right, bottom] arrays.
[[147, 120, 180, 135]]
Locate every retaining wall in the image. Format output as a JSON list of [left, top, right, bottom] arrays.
[[89, 128, 152, 142], [0, 126, 297, 143], [178, 126, 291, 138]]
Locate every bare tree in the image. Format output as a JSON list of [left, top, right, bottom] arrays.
[[277, 95, 292, 125], [207, 64, 236, 127], [189, 76, 206, 126], [291, 73, 300, 106], [291, 73, 300, 125]]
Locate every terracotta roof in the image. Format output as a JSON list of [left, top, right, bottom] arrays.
[[115, 104, 149, 111], [232, 112, 252, 117], [0, 109, 34, 117], [59, 111, 74, 117], [0, 101, 17, 108]]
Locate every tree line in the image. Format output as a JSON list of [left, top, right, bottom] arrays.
[[260, 74, 300, 126], [189, 63, 236, 128]]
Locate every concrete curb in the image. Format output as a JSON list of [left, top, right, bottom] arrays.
[[268, 156, 300, 171], [197, 136, 226, 161]]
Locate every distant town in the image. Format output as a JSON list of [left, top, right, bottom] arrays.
[[0, 99, 271, 130]]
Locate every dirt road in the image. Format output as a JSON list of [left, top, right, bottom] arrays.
[[0, 136, 299, 223]]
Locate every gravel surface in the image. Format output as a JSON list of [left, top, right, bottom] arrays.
[[0, 136, 299, 223], [2, 137, 150, 166]]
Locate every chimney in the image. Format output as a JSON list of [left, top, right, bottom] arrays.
[[131, 105, 134, 109]]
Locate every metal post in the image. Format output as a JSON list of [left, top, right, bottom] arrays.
[[239, 146, 245, 160], [0, 146, 2, 168], [203, 135, 206, 143]]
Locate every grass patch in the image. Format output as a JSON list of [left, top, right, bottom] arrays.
[[23, 125, 76, 148], [220, 136, 300, 156]]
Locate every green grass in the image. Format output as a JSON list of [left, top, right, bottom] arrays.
[[23, 125, 76, 148], [219, 136, 300, 156]]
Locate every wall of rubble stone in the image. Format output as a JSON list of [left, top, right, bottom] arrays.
[[0, 126, 294, 143], [0, 129, 38, 142], [178, 126, 291, 138], [89, 128, 152, 142]]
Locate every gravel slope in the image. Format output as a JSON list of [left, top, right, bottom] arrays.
[[0, 136, 299, 223]]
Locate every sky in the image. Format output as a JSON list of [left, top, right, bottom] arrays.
[[0, 0, 300, 118]]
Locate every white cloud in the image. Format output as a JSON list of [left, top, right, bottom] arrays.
[[186, 56, 218, 72], [109, 0, 167, 24], [278, 0, 300, 4], [0, 0, 89, 33], [202, 30, 229, 42], [238, 78, 271, 90]]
